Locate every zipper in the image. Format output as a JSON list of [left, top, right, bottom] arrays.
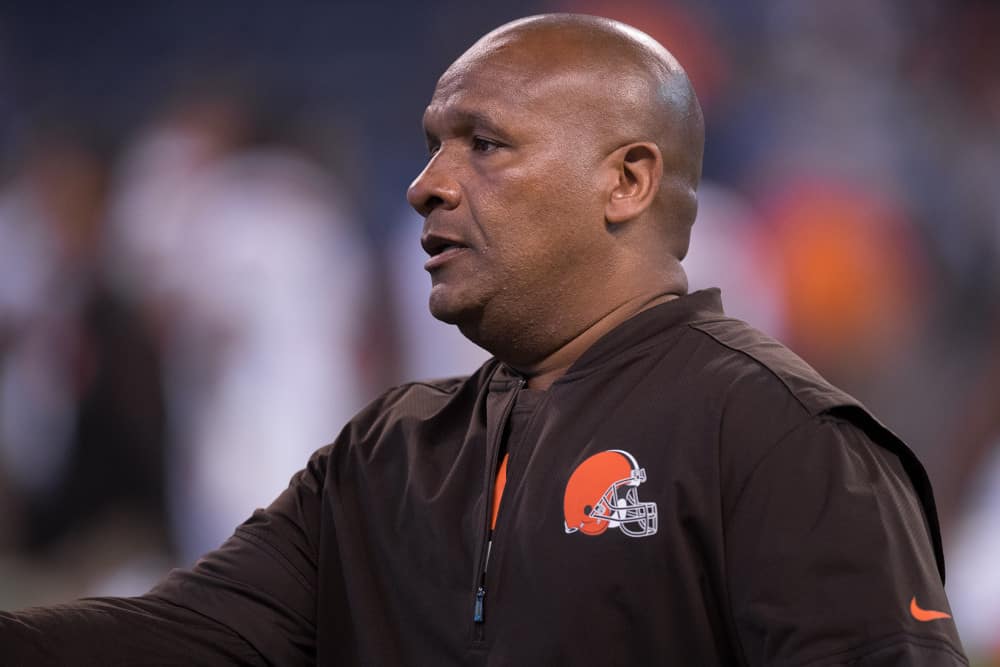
[[473, 586, 486, 623], [472, 376, 524, 641]]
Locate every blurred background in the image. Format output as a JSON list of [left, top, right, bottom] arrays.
[[0, 0, 997, 661]]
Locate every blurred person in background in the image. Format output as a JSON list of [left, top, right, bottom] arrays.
[[755, 176, 925, 393], [0, 124, 171, 602], [680, 181, 784, 336], [946, 358, 1000, 663], [105, 87, 375, 564]]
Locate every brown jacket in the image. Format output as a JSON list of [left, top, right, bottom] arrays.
[[0, 289, 967, 665]]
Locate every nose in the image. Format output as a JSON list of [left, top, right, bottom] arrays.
[[407, 152, 461, 217]]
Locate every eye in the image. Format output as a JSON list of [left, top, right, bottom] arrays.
[[471, 136, 501, 153]]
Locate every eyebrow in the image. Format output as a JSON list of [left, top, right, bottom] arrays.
[[424, 107, 509, 144]]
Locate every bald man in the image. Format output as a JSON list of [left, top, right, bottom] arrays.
[[0, 14, 967, 666], [410, 16, 701, 388]]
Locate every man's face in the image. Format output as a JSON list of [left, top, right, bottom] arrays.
[[407, 49, 611, 345]]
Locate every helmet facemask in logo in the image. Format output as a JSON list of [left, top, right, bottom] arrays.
[[563, 450, 658, 538]]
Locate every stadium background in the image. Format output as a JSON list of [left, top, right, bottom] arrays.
[[0, 0, 998, 662]]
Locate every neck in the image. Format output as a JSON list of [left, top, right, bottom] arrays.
[[510, 291, 680, 390]]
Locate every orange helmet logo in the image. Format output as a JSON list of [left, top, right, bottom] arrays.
[[563, 450, 658, 538]]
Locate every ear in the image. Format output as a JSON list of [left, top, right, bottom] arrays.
[[604, 142, 663, 225]]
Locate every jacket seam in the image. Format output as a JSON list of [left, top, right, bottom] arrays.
[[723, 412, 817, 520], [138, 594, 269, 666], [387, 377, 470, 396], [687, 321, 826, 416], [791, 630, 968, 666], [553, 330, 690, 385], [234, 526, 314, 593]]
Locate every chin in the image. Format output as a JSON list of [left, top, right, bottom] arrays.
[[429, 297, 494, 357], [428, 292, 475, 326]]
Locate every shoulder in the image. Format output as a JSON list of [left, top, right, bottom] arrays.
[[325, 359, 499, 453], [682, 315, 859, 418], [369, 360, 495, 416], [664, 316, 860, 462], [674, 316, 921, 470], [725, 411, 964, 663], [678, 316, 947, 581]]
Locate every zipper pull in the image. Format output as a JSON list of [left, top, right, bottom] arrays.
[[473, 586, 486, 623]]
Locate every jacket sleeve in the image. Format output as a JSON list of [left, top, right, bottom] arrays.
[[724, 415, 968, 666], [0, 445, 330, 667]]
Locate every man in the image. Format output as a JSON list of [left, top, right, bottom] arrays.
[[0, 14, 968, 665]]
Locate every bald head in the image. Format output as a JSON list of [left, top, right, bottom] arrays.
[[442, 13, 704, 258]]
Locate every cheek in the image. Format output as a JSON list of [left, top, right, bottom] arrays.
[[543, 153, 604, 217], [490, 160, 600, 228], [471, 155, 605, 279]]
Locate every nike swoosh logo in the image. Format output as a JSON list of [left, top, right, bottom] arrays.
[[910, 596, 951, 622]]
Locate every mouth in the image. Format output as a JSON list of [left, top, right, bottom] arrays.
[[423, 245, 470, 271], [421, 233, 471, 270]]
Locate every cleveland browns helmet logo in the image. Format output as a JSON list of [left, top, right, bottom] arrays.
[[563, 449, 658, 538]]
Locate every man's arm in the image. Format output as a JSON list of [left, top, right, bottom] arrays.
[[0, 597, 267, 666], [0, 445, 330, 666], [725, 414, 968, 666]]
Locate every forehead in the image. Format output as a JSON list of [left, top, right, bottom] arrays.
[[434, 48, 529, 97], [423, 50, 591, 133]]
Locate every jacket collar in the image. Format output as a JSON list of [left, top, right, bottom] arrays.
[[493, 289, 726, 387]]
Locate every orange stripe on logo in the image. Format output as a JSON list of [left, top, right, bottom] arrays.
[[910, 596, 951, 622]]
